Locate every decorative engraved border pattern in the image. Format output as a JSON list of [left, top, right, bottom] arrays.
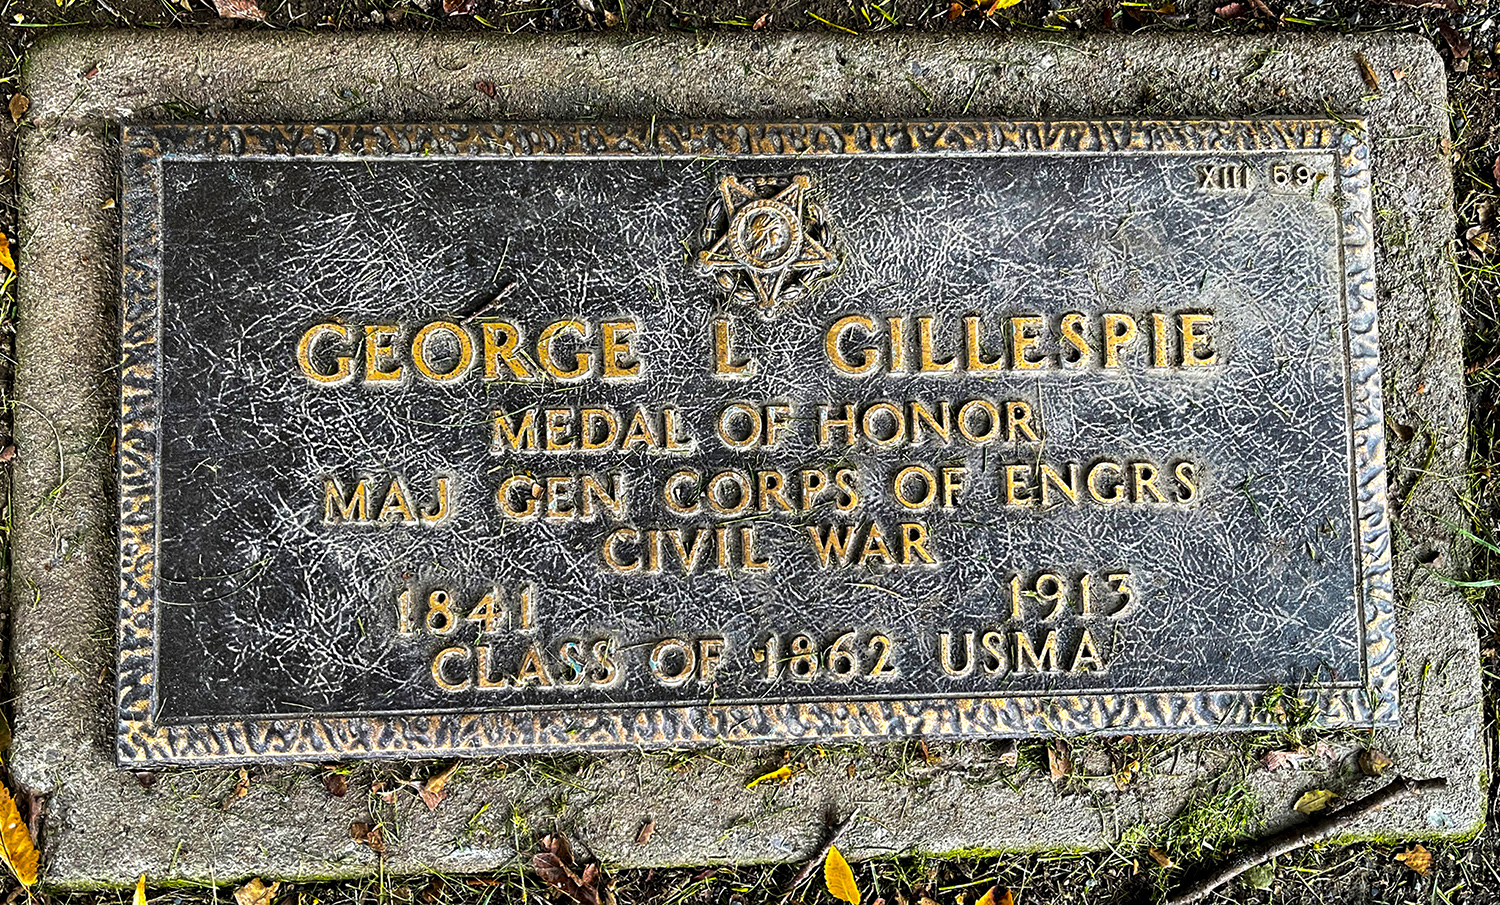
[[118, 120, 1394, 766]]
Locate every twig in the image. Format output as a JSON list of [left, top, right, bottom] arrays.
[[777, 807, 861, 905], [1164, 776, 1448, 905]]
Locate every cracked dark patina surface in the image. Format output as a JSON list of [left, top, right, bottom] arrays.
[[117, 119, 1392, 766]]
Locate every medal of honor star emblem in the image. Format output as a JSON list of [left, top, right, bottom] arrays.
[[697, 174, 838, 312]]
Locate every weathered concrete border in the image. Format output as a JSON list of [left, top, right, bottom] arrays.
[[10, 29, 1482, 886]]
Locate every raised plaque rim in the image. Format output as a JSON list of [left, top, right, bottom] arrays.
[[116, 118, 1394, 766]]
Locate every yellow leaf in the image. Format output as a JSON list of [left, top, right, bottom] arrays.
[[135, 875, 147, 905], [233, 878, 281, 905], [0, 233, 15, 274], [746, 764, 794, 788], [0, 783, 38, 886], [1294, 788, 1338, 814], [824, 845, 860, 905], [1396, 844, 1433, 876], [975, 888, 1013, 905]]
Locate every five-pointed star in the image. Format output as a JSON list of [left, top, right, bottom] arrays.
[[699, 175, 836, 308]]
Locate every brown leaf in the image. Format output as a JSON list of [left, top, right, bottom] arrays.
[[1047, 740, 1075, 782], [443, 0, 478, 15], [532, 853, 598, 905], [474, 80, 497, 99], [321, 770, 348, 798], [350, 822, 386, 855], [213, 0, 266, 20], [0, 785, 41, 888], [995, 740, 1019, 768], [1214, 1, 1245, 17], [974, 888, 1012, 905], [233, 879, 281, 905], [542, 832, 576, 869], [1438, 23, 1471, 60], [221, 767, 250, 808], [418, 763, 458, 811], [1358, 748, 1393, 777], [371, 780, 397, 804], [1113, 757, 1141, 790], [0, 446, 15, 465], [1294, 788, 1338, 814], [6, 94, 27, 123], [634, 819, 655, 846], [946, 2, 964, 19], [752, 12, 770, 27], [1396, 844, 1432, 875], [1147, 847, 1174, 868], [1261, 748, 1304, 771], [1355, 52, 1379, 92]]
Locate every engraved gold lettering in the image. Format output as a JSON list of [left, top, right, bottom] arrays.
[[411, 321, 475, 382], [1010, 314, 1044, 370], [298, 323, 354, 384], [363, 325, 403, 382], [1060, 312, 1090, 368], [1181, 313, 1217, 366], [537, 319, 592, 380], [1102, 314, 1137, 368], [826, 315, 879, 375], [937, 631, 974, 677], [482, 321, 535, 380], [712, 319, 755, 378], [600, 319, 641, 379], [964, 316, 1003, 372], [917, 316, 956, 373]]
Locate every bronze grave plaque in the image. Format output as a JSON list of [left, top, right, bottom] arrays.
[[117, 120, 1393, 765]]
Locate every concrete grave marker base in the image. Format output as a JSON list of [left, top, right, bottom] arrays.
[[10, 29, 1482, 885]]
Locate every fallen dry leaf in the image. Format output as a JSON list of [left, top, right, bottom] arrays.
[[222, 767, 251, 807], [371, 780, 397, 804], [134, 875, 147, 905], [417, 763, 458, 810], [824, 845, 860, 905], [974, 888, 1013, 905], [1359, 748, 1393, 777], [350, 822, 386, 855], [1355, 52, 1379, 92], [1437, 23, 1471, 60], [1396, 844, 1433, 875], [1148, 847, 1174, 868], [7, 94, 27, 123], [946, 1, 964, 19], [1294, 788, 1338, 815], [533, 833, 612, 905], [1113, 757, 1141, 790], [443, 0, 478, 14], [0, 234, 16, 274], [634, 819, 655, 846], [321, 770, 348, 798], [752, 12, 770, 27], [1261, 748, 1305, 772], [0, 783, 38, 887], [213, 0, 266, 20], [1047, 740, 1075, 783], [746, 764, 796, 788], [233, 878, 280, 905]]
